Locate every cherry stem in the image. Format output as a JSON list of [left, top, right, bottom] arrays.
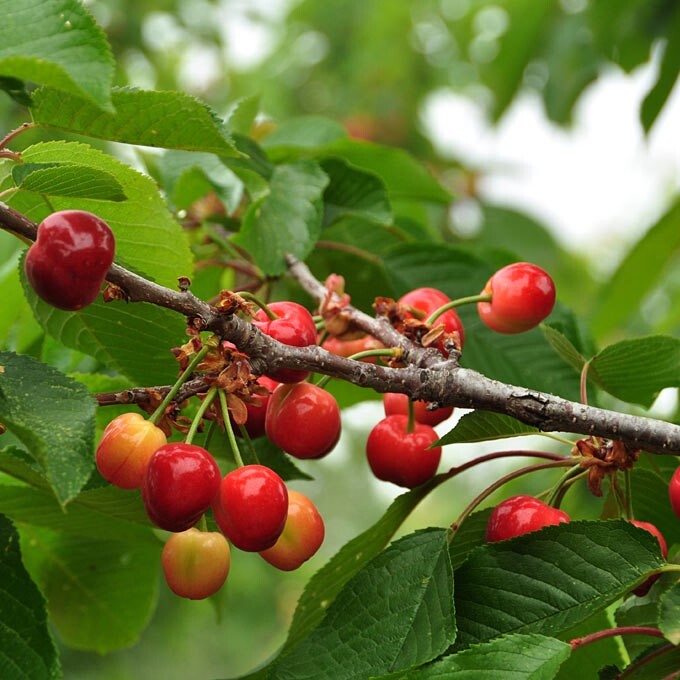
[[580, 359, 591, 406], [623, 469, 633, 520], [406, 398, 416, 434], [185, 386, 218, 445], [197, 515, 208, 532], [237, 424, 260, 465], [570, 626, 664, 651], [0, 122, 34, 150], [315, 347, 401, 389], [425, 293, 492, 325], [218, 389, 245, 468], [546, 464, 582, 507], [238, 291, 279, 320], [538, 432, 576, 447], [443, 449, 568, 480], [448, 458, 578, 541], [149, 344, 211, 425], [0, 150, 21, 162]]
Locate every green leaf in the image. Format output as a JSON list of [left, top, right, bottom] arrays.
[[406, 633, 570, 679], [15, 140, 193, 288], [225, 95, 260, 135], [0, 75, 32, 107], [542, 324, 587, 374], [453, 520, 667, 647], [263, 115, 347, 151], [0, 0, 114, 110], [0, 446, 51, 490], [12, 163, 127, 201], [31, 86, 238, 155], [437, 411, 539, 447], [591, 200, 680, 340], [320, 157, 391, 226], [0, 514, 60, 680], [449, 508, 492, 571], [659, 582, 680, 645], [589, 336, 680, 408], [271, 529, 455, 680], [0, 351, 95, 505], [631, 468, 680, 549], [234, 160, 329, 276], [249, 437, 313, 482], [21, 525, 160, 653]]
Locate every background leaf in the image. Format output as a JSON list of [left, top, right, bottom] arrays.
[[437, 411, 539, 446], [658, 583, 680, 645]]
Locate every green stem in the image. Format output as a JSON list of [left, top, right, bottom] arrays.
[[425, 293, 492, 325], [315, 348, 400, 389], [197, 515, 208, 532], [580, 359, 591, 405], [218, 389, 245, 468], [623, 470, 634, 520], [546, 464, 582, 507], [185, 386, 218, 445], [538, 432, 577, 447], [406, 398, 415, 434], [238, 424, 260, 465], [150, 344, 211, 426], [238, 291, 279, 320]]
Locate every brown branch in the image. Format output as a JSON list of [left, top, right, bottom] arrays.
[[95, 377, 210, 406], [570, 626, 665, 650], [4, 202, 680, 454]]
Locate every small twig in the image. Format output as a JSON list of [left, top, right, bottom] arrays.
[[0, 122, 34, 150], [570, 626, 665, 650]]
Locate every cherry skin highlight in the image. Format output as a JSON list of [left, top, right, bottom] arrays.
[[485, 495, 570, 542], [213, 465, 288, 552], [252, 301, 317, 383], [259, 490, 325, 571], [24, 210, 115, 311], [162, 528, 231, 600], [143, 443, 221, 532], [477, 262, 556, 334], [366, 414, 441, 489], [265, 382, 341, 459], [96, 412, 167, 489], [383, 392, 453, 427]]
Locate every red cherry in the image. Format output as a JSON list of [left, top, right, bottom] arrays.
[[383, 393, 453, 427], [143, 443, 221, 532], [321, 335, 383, 362], [162, 528, 231, 599], [485, 495, 570, 542], [24, 210, 115, 311], [670, 466, 680, 519], [630, 520, 668, 596], [366, 414, 441, 489], [477, 262, 556, 334], [231, 376, 279, 439], [252, 301, 317, 383], [212, 465, 288, 551], [265, 383, 341, 460], [96, 412, 167, 489], [259, 490, 325, 571], [398, 287, 465, 354]]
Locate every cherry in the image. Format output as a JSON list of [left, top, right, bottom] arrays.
[[231, 375, 279, 439], [383, 393, 453, 427], [366, 414, 441, 488], [162, 528, 231, 599], [398, 287, 465, 353], [96, 412, 167, 489], [212, 464, 288, 552], [485, 495, 570, 542], [477, 262, 556, 334], [630, 520, 668, 596], [321, 334, 382, 362], [252, 301, 317, 383], [24, 210, 115, 311], [670, 466, 680, 519], [143, 443, 221, 532], [259, 490, 325, 571], [265, 382, 341, 459]]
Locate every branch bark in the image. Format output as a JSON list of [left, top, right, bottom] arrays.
[[3, 201, 680, 455]]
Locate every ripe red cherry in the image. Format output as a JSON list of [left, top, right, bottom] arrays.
[[212, 465, 288, 551], [398, 287, 465, 353], [630, 520, 668, 596], [383, 393, 453, 427], [252, 301, 317, 383], [477, 262, 556, 334], [265, 383, 341, 459], [162, 528, 231, 599], [24, 210, 115, 311], [485, 495, 570, 542], [143, 443, 221, 532], [321, 334, 382, 362], [670, 466, 680, 519], [231, 375, 279, 439], [259, 490, 325, 571], [96, 412, 167, 489], [366, 414, 442, 488]]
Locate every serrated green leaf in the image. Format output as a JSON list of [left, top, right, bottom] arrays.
[[271, 529, 455, 680], [659, 582, 680, 645], [0, 351, 95, 505], [631, 468, 680, 549], [454, 520, 667, 647], [31, 86, 238, 155], [449, 508, 492, 571], [0, 75, 32, 107], [614, 584, 664, 663], [263, 116, 347, 151], [0, 446, 50, 490], [21, 525, 160, 653], [405, 633, 570, 679], [225, 95, 260, 135], [15, 140, 193, 288], [234, 160, 329, 276], [437, 411, 539, 446], [13, 163, 127, 201], [589, 336, 680, 408], [0, 514, 60, 680], [542, 324, 586, 373], [0, 0, 113, 110]]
